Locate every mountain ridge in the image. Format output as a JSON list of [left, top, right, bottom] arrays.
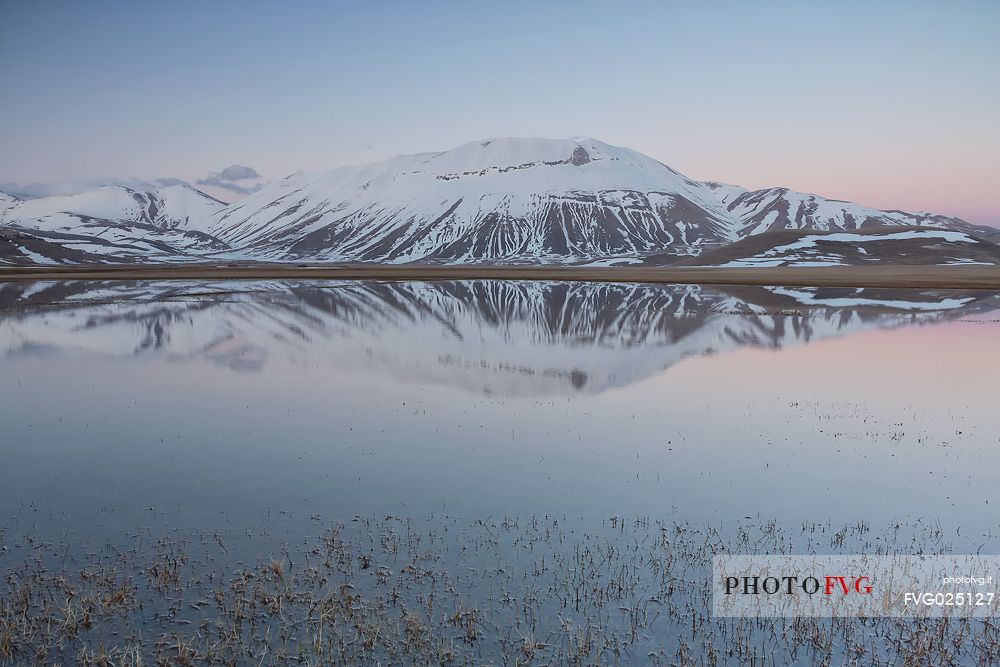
[[1, 137, 997, 265]]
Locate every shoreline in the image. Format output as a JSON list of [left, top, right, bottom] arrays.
[[2, 263, 1000, 289]]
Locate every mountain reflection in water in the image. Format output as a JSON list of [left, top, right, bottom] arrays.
[[1, 279, 997, 396]]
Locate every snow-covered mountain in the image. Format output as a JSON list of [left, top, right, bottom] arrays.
[[2, 137, 997, 265], [211, 138, 735, 262], [0, 183, 228, 263], [2, 280, 996, 396], [723, 187, 992, 239], [3, 182, 226, 231]]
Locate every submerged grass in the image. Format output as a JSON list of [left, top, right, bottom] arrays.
[[1, 515, 999, 665]]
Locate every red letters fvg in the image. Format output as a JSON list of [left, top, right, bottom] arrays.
[[823, 576, 872, 595]]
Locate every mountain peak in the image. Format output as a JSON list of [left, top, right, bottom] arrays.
[[416, 136, 614, 170]]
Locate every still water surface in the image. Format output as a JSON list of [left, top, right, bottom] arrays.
[[1, 279, 997, 542], [1, 279, 998, 662]]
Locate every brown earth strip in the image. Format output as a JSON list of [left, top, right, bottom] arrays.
[[3, 263, 1000, 289]]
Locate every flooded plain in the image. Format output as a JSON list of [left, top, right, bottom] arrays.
[[1, 279, 999, 664]]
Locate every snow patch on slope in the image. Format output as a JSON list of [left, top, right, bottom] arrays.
[[768, 286, 975, 311]]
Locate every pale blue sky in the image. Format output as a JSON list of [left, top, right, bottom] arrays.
[[1, 1, 997, 223]]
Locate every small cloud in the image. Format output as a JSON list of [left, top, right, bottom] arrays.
[[218, 165, 261, 181], [196, 175, 261, 196], [196, 165, 265, 197]]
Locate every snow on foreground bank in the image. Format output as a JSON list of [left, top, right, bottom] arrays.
[[712, 230, 996, 268], [766, 286, 975, 311]]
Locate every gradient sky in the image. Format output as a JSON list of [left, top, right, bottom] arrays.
[[1, 1, 997, 224]]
